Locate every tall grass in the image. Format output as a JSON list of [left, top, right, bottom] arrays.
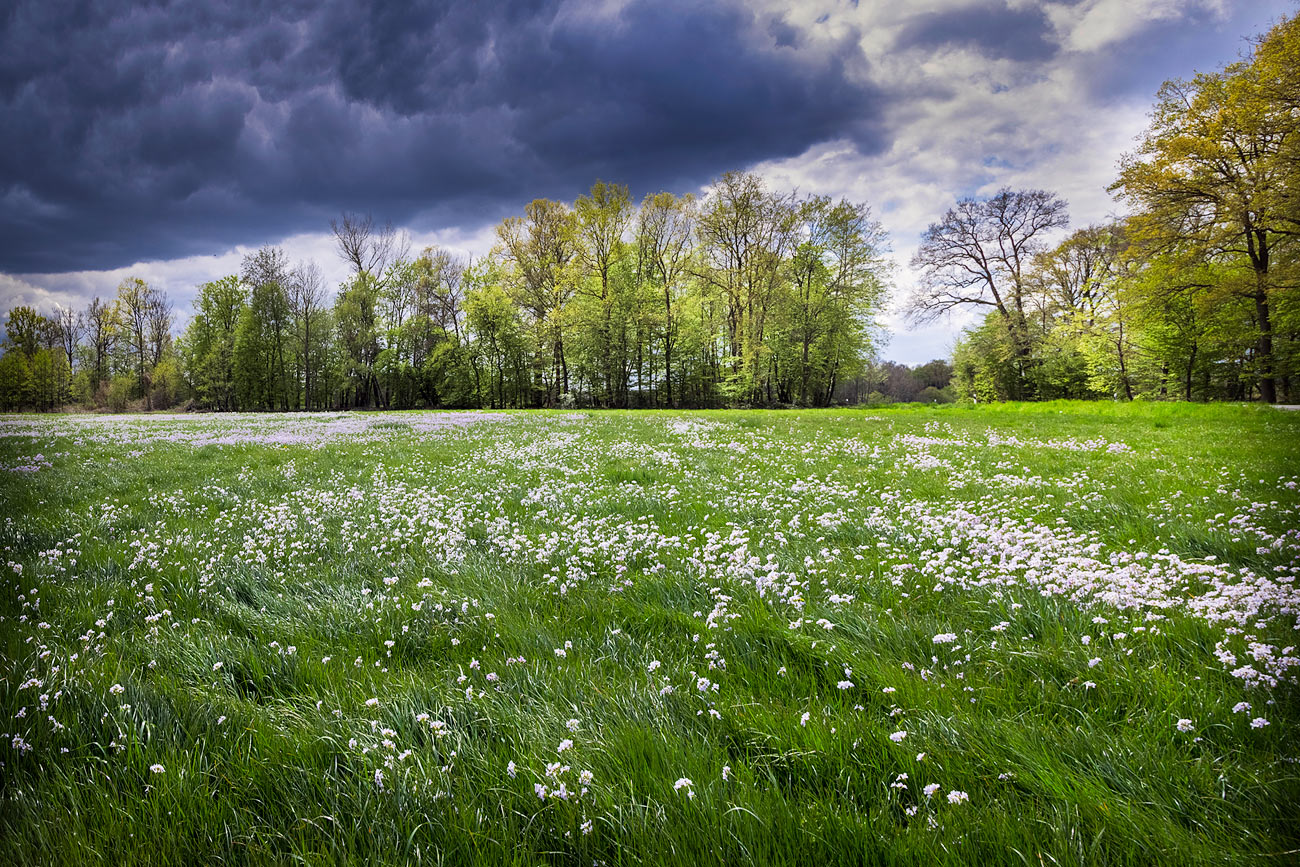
[[0, 404, 1297, 865]]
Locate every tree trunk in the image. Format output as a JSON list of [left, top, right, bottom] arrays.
[[1254, 288, 1276, 404]]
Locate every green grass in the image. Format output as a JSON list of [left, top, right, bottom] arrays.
[[0, 402, 1297, 865]]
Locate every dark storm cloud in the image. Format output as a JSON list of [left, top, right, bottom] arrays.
[[895, 2, 1058, 62], [0, 0, 888, 272]]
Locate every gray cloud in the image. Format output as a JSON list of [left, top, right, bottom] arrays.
[[894, 2, 1059, 62], [0, 0, 889, 272]]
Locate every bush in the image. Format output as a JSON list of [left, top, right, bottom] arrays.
[[917, 386, 954, 404], [106, 375, 135, 412]]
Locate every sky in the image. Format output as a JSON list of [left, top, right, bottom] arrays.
[[1, 0, 1294, 364]]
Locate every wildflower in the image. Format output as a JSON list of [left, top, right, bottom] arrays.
[[721, 765, 731, 781], [800, 711, 810, 726], [923, 783, 939, 797], [149, 764, 165, 774], [110, 684, 124, 695], [507, 761, 517, 778], [916, 752, 926, 762], [1088, 658, 1101, 668], [1176, 718, 1194, 732], [216, 715, 227, 725], [947, 790, 969, 804], [212, 662, 223, 671], [1232, 702, 1251, 714], [374, 769, 384, 790], [581, 818, 592, 835], [648, 660, 661, 672], [1251, 717, 1270, 729], [837, 680, 853, 690], [558, 739, 573, 753], [365, 697, 379, 707], [882, 686, 896, 694], [932, 633, 957, 644], [673, 777, 695, 798], [566, 718, 580, 732], [579, 769, 594, 785], [890, 731, 907, 742]]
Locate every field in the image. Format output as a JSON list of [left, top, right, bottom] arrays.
[[1, 403, 1298, 866]]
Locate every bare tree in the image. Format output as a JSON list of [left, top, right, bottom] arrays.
[[55, 304, 84, 371], [908, 188, 1068, 396], [145, 284, 172, 369], [331, 212, 410, 279]]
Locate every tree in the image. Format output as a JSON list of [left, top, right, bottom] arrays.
[[908, 188, 1069, 398], [331, 212, 409, 282], [85, 297, 118, 396], [54, 305, 84, 372], [0, 351, 31, 409], [334, 272, 383, 408], [1111, 16, 1298, 403], [288, 261, 327, 410], [3, 306, 56, 359], [182, 276, 245, 410], [694, 171, 800, 403], [1030, 224, 1136, 399], [497, 199, 579, 405], [240, 247, 292, 410], [115, 278, 170, 410], [782, 196, 889, 405], [635, 192, 696, 407], [464, 278, 526, 409]]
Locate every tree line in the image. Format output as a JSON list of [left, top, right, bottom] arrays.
[[0, 172, 890, 411], [913, 14, 1298, 403]]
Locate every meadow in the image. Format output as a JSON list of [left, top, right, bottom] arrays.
[[0, 403, 1297, 866]]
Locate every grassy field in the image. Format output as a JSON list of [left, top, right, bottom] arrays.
[[1, 402, 1297, 865]]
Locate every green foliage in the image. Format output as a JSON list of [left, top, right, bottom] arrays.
[[105, 374, 134, 411], [1110, 12, 1298, 403], [0, 350, 31, 409]]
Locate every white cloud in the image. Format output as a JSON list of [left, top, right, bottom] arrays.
[[1053, 0, 1228, 54]]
